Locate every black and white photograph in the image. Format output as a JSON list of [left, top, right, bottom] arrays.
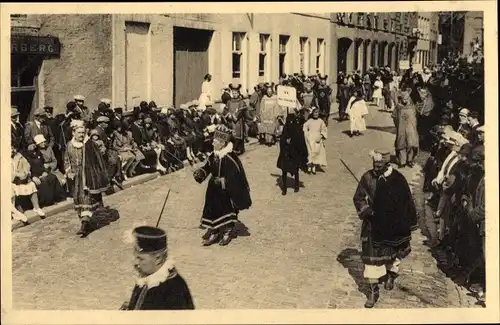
[[1, 2, 498, 324]]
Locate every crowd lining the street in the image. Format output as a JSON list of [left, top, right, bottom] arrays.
[[11, 49, 485, 302]]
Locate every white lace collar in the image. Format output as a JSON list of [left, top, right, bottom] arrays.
[[379, 166, 393, 179], [136, 259, 177, 288], [214, 141, 233, 158], [70, 135, 89, 148]]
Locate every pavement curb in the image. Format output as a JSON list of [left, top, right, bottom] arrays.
[[12, 138, 260, 231]]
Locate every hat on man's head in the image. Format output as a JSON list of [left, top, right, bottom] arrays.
[[319, 74, 328, 80], [34, 108, 47, 117], [469, 110, 479, 119], [133, 226, 167, 254], [229, 83, 242, 91], [34, 134, 46, 145], [44, 106, 54, 114], [369, 149, 391, 163], [11, 106, 20, 117], [459, 108, 470, 116], [114, 107, 123, 114], [74, 95, 85, 101], [96, 116, 110, 123], [213, 124, 233, 143], [144, 117, 153, 124], [70, 119, 85, 130], [101, 98, 112, 105]]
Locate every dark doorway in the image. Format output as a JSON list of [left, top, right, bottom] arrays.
[[173, 27, 213, 108], [11, 55, 43, 124], [337, 37, 353, 74], [363, 40, 370, 72], [371, 41, 378, 67]]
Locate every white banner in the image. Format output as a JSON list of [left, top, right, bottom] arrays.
[[277, 85, 297, 108]]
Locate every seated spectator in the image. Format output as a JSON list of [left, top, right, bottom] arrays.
[[130, 113, 167, 174], [11, 145, 45, 217], [34, 134, 66, 186], [25, 143, 66, 207], [24, 108, 56, 149], [144, 116, 168, 173], [95, 115, 124, 188], [111, 120, 143, 179]]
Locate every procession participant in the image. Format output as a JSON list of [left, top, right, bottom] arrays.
[[302, 107, 328, 175], [11, 106, 25, 151], [193, 125, 252, 246], [352, 149, 418, 308], [391, 90, 419, 168], [362, 72, 373, 102], [226, 83, 249, 155], [120, 226, 194, 310], [345, 89, 369, 137], [74, 95, 91, 123], [314, 74, 333, 126], [276, 111, 308, 195], [467, 111, 482, 146], [24, 108, 56, 149], [298, 80, 315, 123], [372, 75, 384, 109], [258, 84, 282, 146], [64, 120, 110, 237]]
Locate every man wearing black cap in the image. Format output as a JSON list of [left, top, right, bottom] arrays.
[[121, 226, 194, 310], [352, 149, 417, 308], [24, 108, 56, 149], [314, 74, 333, 126]]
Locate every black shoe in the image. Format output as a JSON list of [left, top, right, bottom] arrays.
[[407, 162, 414, 168], [294, 187, 299, 193], [364, 284, 380, 308], [219, 233, 232, 246], [22, 220, 30, 226], [77, 221, 91, 237], [202, 232, 220, 246], [282, 189, 287, 196], [384, 273, 396, 291]]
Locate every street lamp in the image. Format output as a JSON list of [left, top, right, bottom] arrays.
[[407, 28, 421, 67]]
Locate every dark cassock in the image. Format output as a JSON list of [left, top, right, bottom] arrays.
[[276, 112, 308, 195], [193, 125, 252, 246], [226, 83, 250, 155], [121, 226, 195, 310], [314, 75, 333, 126], [352, 149, 417, 308]]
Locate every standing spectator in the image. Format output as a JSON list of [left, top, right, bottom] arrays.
[[372, 76, 384, 109], [73, 95, 91, 123], [314, 74, 333, 126], [24, 108, 55, 149], [362, 72, 373, 102], [11, 106, 25, 151], [198, 73, 213, 110], [467, 111, 482, 146]]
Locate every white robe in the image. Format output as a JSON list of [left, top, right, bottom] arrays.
[[303, 118, 328, 166], [346, 97, 368, 133], [198, 80, 213, 109]]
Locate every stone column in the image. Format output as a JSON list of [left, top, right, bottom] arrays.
[[346, 40, 355, 73]]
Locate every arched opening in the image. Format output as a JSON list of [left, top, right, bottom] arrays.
[[337, 37, 353, 74], [353, 38, 363, 72], [371, 40, 378, 67], [387, 42, 395, 71], [378, 41, 388, 68], [363, 39, 371, 72]]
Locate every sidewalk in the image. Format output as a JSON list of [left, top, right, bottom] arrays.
[[11, 137, 259, 231]]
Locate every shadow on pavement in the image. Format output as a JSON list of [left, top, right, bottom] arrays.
[[270, 173, 305, 189], [336, 248, 369, 298], [233, 221, 251, 238], [366, 125, 396, 135], [88, 207, 120, 235]]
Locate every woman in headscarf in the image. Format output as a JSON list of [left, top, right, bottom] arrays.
[[276, 112, 308, 195], [345, 89, 369, 137], [64, 120, 110, 237], [193, 125, 252, 246], [302, 107, 328, 174]]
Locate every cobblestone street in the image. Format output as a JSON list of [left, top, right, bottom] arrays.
[[12, 105, 477, 310]]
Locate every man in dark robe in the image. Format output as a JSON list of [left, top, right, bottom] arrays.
[[193, 125, 252, 246], [226, 83, 250, 155], [120, 226, 195, 310], [276, 112, 308, 195], [352, 149, 417, 308], [314, 74, 333, 126]]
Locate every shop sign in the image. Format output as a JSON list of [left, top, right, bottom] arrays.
[[11, 35, 60, 55]]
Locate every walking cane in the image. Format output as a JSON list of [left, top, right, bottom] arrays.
[[60, 121, 71, 194]]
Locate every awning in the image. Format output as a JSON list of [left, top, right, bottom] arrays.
[[11, 35, 60, 56]]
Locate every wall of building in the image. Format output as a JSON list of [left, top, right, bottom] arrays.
[[414, 12, 439, 71], [463, 11, 483, 56], [111, 13, 331, 110], [35, 14, 113, 115]]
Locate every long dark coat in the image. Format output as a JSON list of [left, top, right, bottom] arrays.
[[276, 116, 308, 174], [353, 168, 418, 266]]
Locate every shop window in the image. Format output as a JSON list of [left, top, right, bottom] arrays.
[[279, 35, 289, 76], [316, 38, 325, 74], [299, 37, 310, 74], [259, 34, 270, 78]]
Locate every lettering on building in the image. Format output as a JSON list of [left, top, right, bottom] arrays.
[[11, 35, 61, 55]]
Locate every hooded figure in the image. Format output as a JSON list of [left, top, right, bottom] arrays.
[[276, 112, 308, 195]]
